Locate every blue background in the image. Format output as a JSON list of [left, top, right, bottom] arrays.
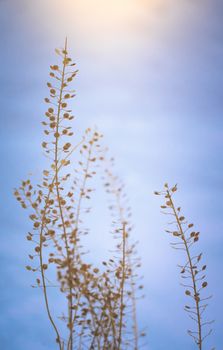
[[0, 0, 223, 349]]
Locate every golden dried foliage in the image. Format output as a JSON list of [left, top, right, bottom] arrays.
[[155, 183, 214, 350], [14, 38, 215, 350], [14, 40, 143, 350], [102, 155, 146, 349]]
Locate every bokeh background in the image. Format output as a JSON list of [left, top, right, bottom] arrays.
[[1, 0, 223, 349]]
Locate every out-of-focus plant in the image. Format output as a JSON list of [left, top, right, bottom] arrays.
[[155, 183, 214, 350], [102, 155, 146, 349]]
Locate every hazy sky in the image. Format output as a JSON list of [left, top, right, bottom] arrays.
[[1, 0, 223, 349]]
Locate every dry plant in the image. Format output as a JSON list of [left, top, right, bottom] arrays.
[[102, 155, 146, 349], [154, 183, 214, 350], [14, 40, 143, 350]]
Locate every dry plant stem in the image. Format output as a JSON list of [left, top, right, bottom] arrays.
[[15, 40, 143, 350], [113, 178, 139, 349], [166, 190, 202, 350], [73, 140, 94, 254], [89, 313, 103, 350], [116, 187, 139, 349], [82, 274, 102, 350], [37, 40, 82, 350], [97, 285, 117, 350], [117, 222, 127, 350], [53, 39, 74, 350], [87, 299, 102, 350], [37, 133, 84, 337], [78, 320, 86, 350], [39, 182, 64, 348], [97, 308, 109, 346], [37, 40, 72, 350], [103, 161, 141, 349], [104, 296, 117, 349], [129, 256, 139, 350], [39, 213, 62, 349]]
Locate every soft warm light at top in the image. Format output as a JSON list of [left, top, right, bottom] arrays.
[[32, 0, 158, 42]]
